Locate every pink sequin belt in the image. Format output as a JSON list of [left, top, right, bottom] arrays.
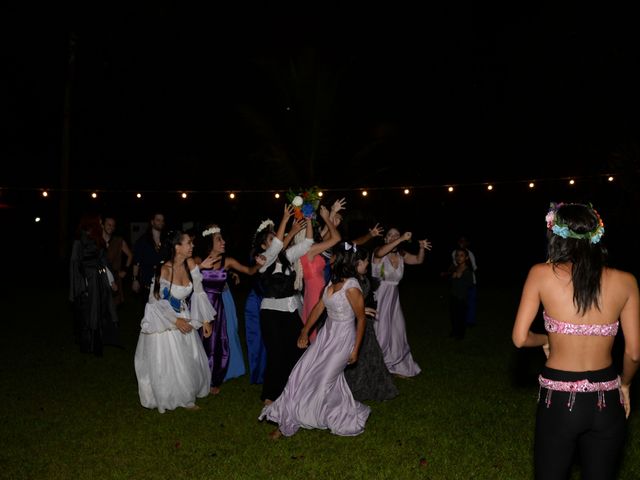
[[538, 375, 623, 411]]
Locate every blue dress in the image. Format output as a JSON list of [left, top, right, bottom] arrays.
[[245, 276, 267, 384], [222, 284, 246, 381]]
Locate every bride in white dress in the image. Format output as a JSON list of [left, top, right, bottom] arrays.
[[134, 230, 217, 413]]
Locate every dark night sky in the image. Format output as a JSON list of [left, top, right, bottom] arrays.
[[3, 2, 640, 276], [4, 3, 640, 192]]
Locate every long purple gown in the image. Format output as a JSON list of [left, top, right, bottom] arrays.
[[371, 255, 421, 377], [259, 278, 371, 437], [200, 267, 230, 387]]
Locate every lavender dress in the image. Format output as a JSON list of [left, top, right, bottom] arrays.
[[201, 267, 230, 387], [371, 255, 421, 377], [259, 278, 371, 437]]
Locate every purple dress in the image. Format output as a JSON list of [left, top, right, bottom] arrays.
[[200, 267, 230, 387], [371, 255, 421, 377], [259, 278, 371, 437]]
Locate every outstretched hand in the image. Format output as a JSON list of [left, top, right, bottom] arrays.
[[331, 197, 347, 213], [418, 239, 432, 251], [289, 218, 306, 236], [369, 223, 384, 238], [283, 204, 294, 221]]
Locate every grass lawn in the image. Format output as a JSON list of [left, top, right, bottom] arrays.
[[1, 279, 639, 479]]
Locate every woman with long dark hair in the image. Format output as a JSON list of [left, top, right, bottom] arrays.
[[134, 230, 217, 413], [513, 202, 640, 479], [259, 242, 371, 438]]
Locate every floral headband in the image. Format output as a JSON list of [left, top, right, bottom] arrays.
[[202, 226, 221, 237], [545, 202, 605, 244], [257, 219, 274, 233]]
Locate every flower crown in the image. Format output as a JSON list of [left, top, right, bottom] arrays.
[[545, 202, 605, 244], [286, 186, 321, 221], [202, 226, 221, 237], [256, 219, 274, 233]]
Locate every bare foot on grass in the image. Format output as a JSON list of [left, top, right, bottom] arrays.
[[268, 429, 282, 440], [210, 386, 221, 395], [184, 404, 200, 411]]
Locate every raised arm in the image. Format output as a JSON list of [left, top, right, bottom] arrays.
[[404, 238, 432, 265], [374, 231, 412, 260], [225, 256, 261, 276], [283, 218, 305, 249], [276, 204, 294, 243], [307, 206, 341, 259], [352, 223, 384, 246], [321, 198, 346, 238]]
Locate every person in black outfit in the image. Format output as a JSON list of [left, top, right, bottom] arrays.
[[132, 212, 165, 302], [344, 246, 399, 401], [69, 213, 119, 356]]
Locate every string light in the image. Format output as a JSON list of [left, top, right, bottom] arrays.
[[1, 172, 622, 204], [35, 217, 41, 222]]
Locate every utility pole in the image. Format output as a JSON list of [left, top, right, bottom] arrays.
[[59, 32, 76, 260]]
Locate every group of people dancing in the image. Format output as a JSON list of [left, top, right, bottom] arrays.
[[127, 196, 431, 439]]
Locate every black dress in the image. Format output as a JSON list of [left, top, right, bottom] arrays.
[[344, 276, 399, 402], [69, 232, 120, 356]]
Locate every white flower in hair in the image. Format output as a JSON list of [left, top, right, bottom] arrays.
[[291, 195, 304, 207], [202, 226, 221, 237], [257, 219, 274, 233]]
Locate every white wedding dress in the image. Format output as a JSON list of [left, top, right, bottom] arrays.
[[134, 267, 215, 413]]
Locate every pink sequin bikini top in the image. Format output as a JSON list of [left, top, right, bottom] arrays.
[[543, 311, 619, 336]]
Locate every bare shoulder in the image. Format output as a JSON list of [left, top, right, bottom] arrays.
[[528, 262, 552, 279], [604, 267, 639, 290], [159, 263, 172, 279]]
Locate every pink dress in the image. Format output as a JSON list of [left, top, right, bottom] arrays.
[[301, 254, 327, 343], [259, 278, 371, 436]]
